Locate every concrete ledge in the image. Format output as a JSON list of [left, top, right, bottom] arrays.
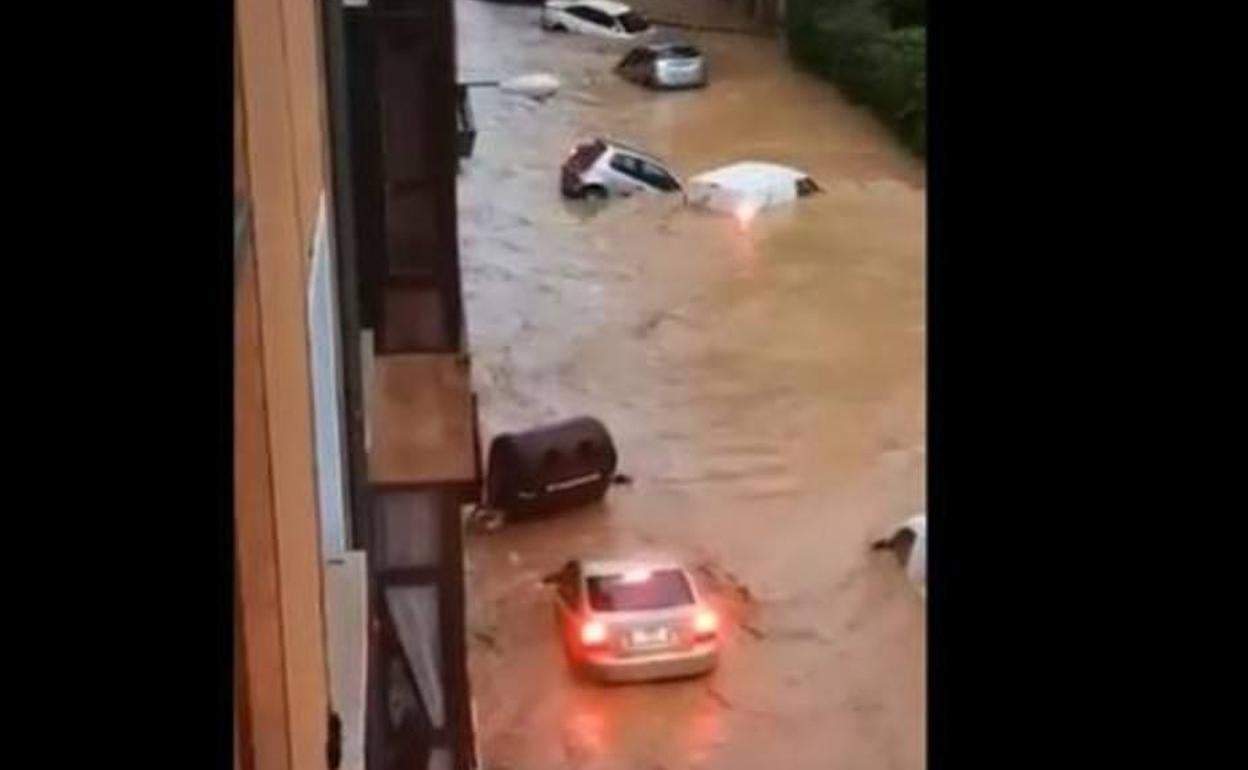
[[368, 353, 477, 487]]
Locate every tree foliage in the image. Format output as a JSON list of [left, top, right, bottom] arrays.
[[786, 0, 926, 154]]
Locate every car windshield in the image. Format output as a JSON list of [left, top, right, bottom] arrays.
[[618, 12, 650, 33], [587, 569, 694, 612]]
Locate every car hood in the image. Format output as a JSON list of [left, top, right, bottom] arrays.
[[686, 161, 813, 215]]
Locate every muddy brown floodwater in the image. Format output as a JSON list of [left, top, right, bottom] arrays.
[[457, 1, 926, 768]]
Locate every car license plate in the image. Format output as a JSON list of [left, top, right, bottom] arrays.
[[630, 627, 670, 648]]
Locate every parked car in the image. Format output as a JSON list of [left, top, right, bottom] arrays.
[[616, 40, 707, 89], [542, 558, 720, 682], [686, 161, 821, 222], [561, 138, 683, 199], [871, 514, 926, 599], [541, 0, 653, 40]]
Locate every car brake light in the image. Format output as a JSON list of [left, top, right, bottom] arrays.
[[693, 609, 718, 638], [580, 619, 608, 647]]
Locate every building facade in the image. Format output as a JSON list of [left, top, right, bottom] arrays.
[[234, 1, 479, 769]]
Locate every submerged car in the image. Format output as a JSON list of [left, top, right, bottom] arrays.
[[686, 161, 820, 221], [541, 0, 653, 40], [561, 138, 683, 198], [871, 514, 926, 598], [616, 41, 707, 89], [543, 558, 720, 682]]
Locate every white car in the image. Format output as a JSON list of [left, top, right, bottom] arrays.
[[871, 514, 926, 598], [561, 138, 683, 199], [541, 0, 654, 40], [542, 558, 720, 683], [686, 161, 821, 221]]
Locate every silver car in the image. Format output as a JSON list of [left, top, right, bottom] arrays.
[[616, 41, 707, 89], [542, 558, 720, 682], [541, 0, 653, 41], [560, 138, 683, 198]]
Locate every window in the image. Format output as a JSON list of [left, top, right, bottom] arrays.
[[377, 491, 440, 570], [609, 152, 644, 179], [385, 585, 444, 728], [384, 186, 439, 276], [568, 6, 614, 28], [618, 11, 650, 33], [639, 161, 680, 191], [587, 569, 695, 612]]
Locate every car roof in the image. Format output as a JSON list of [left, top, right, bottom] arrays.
[[579, 558, 687, 578], [550, 0, 634, 16], [643, 39, 699, 53], [598, 137, 668, 166], [690, 161, 811, 189]]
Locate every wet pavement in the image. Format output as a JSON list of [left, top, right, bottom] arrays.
[[457, 2, 926, 768]]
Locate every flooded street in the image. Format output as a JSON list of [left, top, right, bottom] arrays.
[[457, 1, 926, 768]]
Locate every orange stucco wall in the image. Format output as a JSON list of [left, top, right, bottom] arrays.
[[234, 0, 332, 767]]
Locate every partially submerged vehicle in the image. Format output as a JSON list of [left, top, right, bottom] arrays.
[[870, 514, 926, 598], [542, 558, 720, 683], [561, 138, 683, 199], [541, 0, 653, 40], [685, 161, 820, 221], [616, 40, 707, 90]]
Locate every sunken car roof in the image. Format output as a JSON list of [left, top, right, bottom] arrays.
[[689, 161, 810, 188], [549, 0, 634, 15]]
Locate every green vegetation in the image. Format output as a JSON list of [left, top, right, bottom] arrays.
[[786, 0, 926, 155]]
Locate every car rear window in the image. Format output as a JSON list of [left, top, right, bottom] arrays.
[[618, 12, 650, 33], [587, 569, 694, 612], [659, 46, 700, 60], [567, 141, 606, 173]]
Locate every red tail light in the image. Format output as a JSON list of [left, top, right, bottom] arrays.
[[580, 619, 608, 647], [693, 609, 718, 639]]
